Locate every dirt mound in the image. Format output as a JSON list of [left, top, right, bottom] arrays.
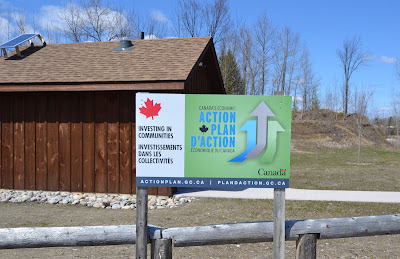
[[291, 110, 389, 148]]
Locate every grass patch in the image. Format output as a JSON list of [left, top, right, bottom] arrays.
[[290, 145, 400, 191]]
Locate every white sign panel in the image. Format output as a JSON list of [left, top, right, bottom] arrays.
[[135, 93, 185, 178]]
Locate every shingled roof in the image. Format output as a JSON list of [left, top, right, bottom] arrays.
[[0, 37, 212, 86]]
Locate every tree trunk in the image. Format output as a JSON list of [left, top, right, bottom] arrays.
[[344, 79, 349, 120], [358, 132, 362, 163]]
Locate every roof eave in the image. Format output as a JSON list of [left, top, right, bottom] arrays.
[[0, 81, 185, 92]]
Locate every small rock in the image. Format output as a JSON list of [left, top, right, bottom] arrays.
[[61, 198, 71, 204], [93, 202, 103, 208], [73, 194, 82, 200], [21, 195, 30, 202], [148, 199, 156, 207], [48, 198, 59, 204], [102, 199, 111, 207], [174, 194, 184, 201], [112, 204, 121, 210], [2, 196, 12, 202], [122, 205, 131, 210]]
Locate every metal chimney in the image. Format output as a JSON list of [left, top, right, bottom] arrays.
[[113, 39, 135, 51]]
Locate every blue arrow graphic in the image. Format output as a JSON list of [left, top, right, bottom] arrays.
[[228, 120, 257, 162]]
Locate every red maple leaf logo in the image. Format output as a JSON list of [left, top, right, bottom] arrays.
[[139, 98, 162, 120]]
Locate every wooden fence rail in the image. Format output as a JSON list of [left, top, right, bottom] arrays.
[[0, 214, 399, 257], [0, 225, 161, 249], [162, 214, 400, 247]]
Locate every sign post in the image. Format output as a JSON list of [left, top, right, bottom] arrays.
[[136, 186, 148, 259], [274, 91, 286, 259]]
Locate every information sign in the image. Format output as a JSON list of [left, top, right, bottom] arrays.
[[136, 93, 292, 188]]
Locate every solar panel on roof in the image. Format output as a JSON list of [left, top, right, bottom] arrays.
[[1, 33, 46, 58], [0, 34, 38, 48]]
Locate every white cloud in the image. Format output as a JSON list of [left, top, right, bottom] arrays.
[[150, 10, 169, 23], [38, 5, 65, 31], [292, 96, 303, 102], [0, 16, 15, 40], [363, 54, 376, 61], [379, 56, 397, 64]]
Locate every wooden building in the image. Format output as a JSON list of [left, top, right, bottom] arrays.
[[0, 37, 224, 196]]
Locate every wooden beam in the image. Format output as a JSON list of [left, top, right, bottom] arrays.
[[0, 215, 399, 250], [0, 81, 185, 92], [0, 225, 161, 249], [15, 46, 22, 57], [162, 214, 400, 247]]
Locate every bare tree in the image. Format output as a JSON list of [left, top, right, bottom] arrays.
[[175, 0, 203, 37], [203, 0, 230, 44], [353, 86, 374, 163], [110, 4, 138, 39], [239, 26, 258, 95], [392, 89, 400, 147], [253, 11, 275, 95], [337, 36, 368, 119], [138, 15, 168, 39], [81, 0, 113, 41], [13, 10, 29, 34], [58, 2, 86, 42], [299, 46, 319, 119], [58, 0, 138, 42], [272, 26, 300, 94]]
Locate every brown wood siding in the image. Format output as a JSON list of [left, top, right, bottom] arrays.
[[0, 91, 171, 195]]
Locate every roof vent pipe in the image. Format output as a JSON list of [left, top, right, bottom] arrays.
[[141, 32, 144, 40], [113, 39, 135, 51]]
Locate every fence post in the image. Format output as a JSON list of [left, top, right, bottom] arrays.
[[136, 186, 149, 259], [296, 234, 317, 259], [273, 188, 286, 259], [151, 238, 173, 259], [273, 90, 286, 259]]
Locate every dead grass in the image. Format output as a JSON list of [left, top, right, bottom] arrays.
[[290, 144, 400, 191]]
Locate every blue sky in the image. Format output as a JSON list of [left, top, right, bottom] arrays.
[[1, 0, 399, 117]]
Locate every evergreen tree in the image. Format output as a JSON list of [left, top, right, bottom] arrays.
[[310, 84, 320, 110], [219, 48, 245, 95]]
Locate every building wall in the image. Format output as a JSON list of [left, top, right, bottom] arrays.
[[185, 41, 225, 94], [0, 91, 174, 195]]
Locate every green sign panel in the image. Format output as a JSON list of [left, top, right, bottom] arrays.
[[136, 93, 292, 188]]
